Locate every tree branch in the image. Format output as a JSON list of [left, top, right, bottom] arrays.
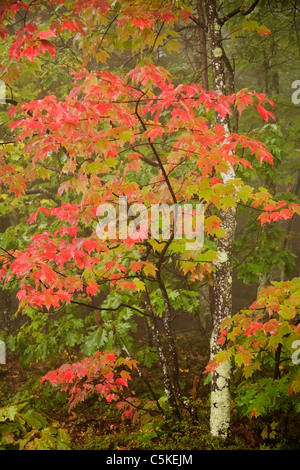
[[25, 187, 59, 202], [219, 0, 260, 26], [70, 298, 163, 321], [134, 93, 177, 204], [35, 161, 78, 177]]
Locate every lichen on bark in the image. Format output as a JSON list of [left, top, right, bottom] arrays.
[[210, 361, 231, 437]]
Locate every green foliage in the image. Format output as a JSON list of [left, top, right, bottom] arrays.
[[234, 221, 297, 284], [234, 376, 297, 418], [78, 409, 223, 450], [207, 277, 300, 443], [0, 400, 71, 450]]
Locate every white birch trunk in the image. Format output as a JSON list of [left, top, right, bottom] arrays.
[[205, 0, 236, 438]]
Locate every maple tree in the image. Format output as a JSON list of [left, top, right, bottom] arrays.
[[0, 0, 299, 446], [41, 350, 139, 419], [206, 276, 300, 437]]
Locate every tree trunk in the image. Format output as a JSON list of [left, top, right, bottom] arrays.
[[257, 272, 268, 296], [196, 0, 209, 90], [205, 0, 237, 438]]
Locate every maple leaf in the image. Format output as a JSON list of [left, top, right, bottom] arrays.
[[60, 370, 74, 382], [256, 104, 275, 122], [205, 357, 219, 374], [32, 263, 58, 285], [83, 240, 99, 253], [263, 319, 280, 336], [16, 289, 27, 302], [116, 280, 136, 291], [37, 30, 57, 39], [117, 264, 126, 273], [39, 39, 56, 58], [60, 21, 81, 33], [115, 377, 128, 389], [210, 177, 222, 186], [142, 126, 164, 142], [129, 261, 143, 272], [132, 17, 152, 30], [57, 291, 71, 302], [106, 353, 117, 363], [257, 25, 271, 37], [10, 1, 30, 14], [20, 46, 41, 63], [235, 90, 253, 114], [124, 159, 142, 174], [40, 370, 57, 385], [251, 408, 259, 418], [105, 372, 114, 382], [74, 251, 92, 269], [245, 321, 263, 337], [236, 352, 252, 368], [216, 329, 228, 345], [124, 408, 133, 418], [142, 261, 157, 277]]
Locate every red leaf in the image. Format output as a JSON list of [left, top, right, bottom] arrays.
[[216, 329, 228, 345], [245, 321, 263, 337], [205, 357, 218, 374], [16, 289, 27, 302], [20, 46, 40, 63], [117, 264, 126, 273], [210, 177, 222, 186], [129, 261, 142, 272], [161, 9, 176, 23], [32, 264, 58, 285], [57, 291, 71, 302], [9, 1, 30, 14], [37, 30, 57, 39], [60, 370, 74, 382], [124, 408, 133, 418], [40, 370, 57, 385], [83, 240, 98, 253], [115, 377, 128, 389], [39, 39, 56, 57], [27, 212, 37, 224], [24, 24, 37, 34], [86, 282, 99, 296], [37, 206, 50, 216], [106, 354, 116, 363], [251, 408, 259, 418], [105, 372, 114, 382], [256, 105, 275, 122], [74, 251, 92, 269], [263, 319, 280, 335], [60, 21, 80, 33], [132, 17, 152, 30], [257, 25, 271, 37]]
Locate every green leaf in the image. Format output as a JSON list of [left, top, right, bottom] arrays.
[[166, 39, 181, 53]]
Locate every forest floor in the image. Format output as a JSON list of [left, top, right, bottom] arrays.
[[0, 332, 298, 450]]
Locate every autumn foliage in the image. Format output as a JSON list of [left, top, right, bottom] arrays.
[[2, 68, 298, 315], [41, 351, 139, 419], [0, 0, 299, 449]]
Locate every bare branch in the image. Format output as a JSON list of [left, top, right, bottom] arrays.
[[25, 187, 59, 203], [219, 0, 260, 26], [134, 92, 177, 204]]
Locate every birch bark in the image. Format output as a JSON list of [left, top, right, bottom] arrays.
[[204, 0, 236, 438]]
